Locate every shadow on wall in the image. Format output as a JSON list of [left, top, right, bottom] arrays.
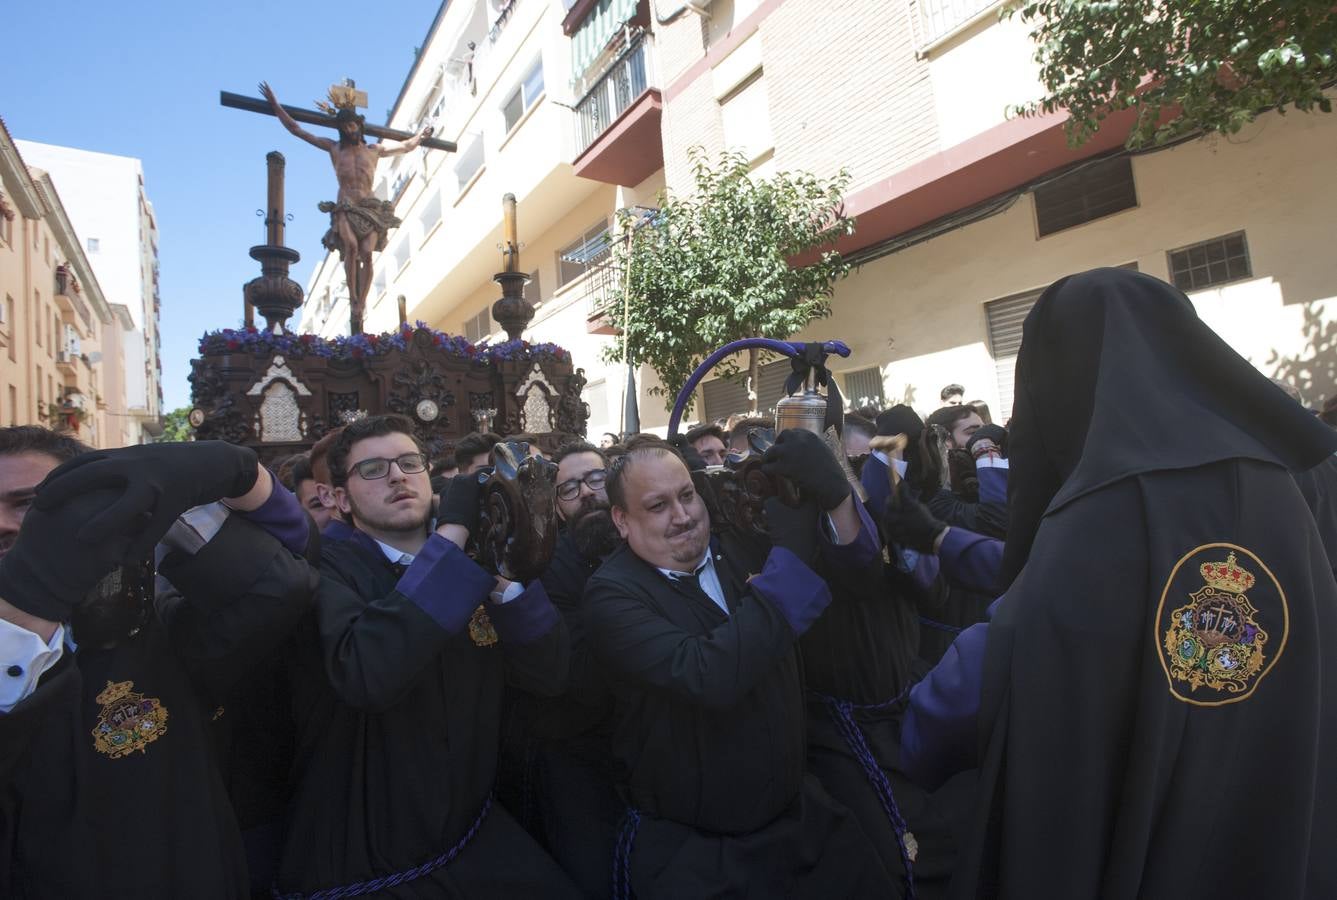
[[1267, 302, 1337, 410]]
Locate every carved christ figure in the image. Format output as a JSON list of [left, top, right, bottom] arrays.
[[259, 82, 432, 334]]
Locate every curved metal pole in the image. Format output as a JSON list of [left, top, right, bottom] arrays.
[[667, 339, 851, 436]]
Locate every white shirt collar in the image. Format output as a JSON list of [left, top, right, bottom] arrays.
[[656, 550, 712, 580], [373, 539, 415, 566]]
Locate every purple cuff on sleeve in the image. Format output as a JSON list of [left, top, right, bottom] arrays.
[[910, 549, 941, 591], [938, 527, 1004, 596], [902, 620, 989, 790], [861, 454, 892, 524], [489, 579, 561, 645], [820, 497, 879, 568], [976, 465, 1009, 506], [396, 534, 494, 634], [748, 546, 831, 636], [236, 473, 308, 555]]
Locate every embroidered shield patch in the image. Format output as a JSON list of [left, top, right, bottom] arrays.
[[468, 604, 498, 647], [92, 680, 169, 758], [1155, 544, 1288, 706]]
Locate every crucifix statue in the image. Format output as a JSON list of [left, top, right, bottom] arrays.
[[236, 81, 445, 334]]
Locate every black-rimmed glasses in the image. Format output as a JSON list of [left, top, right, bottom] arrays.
[[556, 469, 607, 501], [350, 452, 428, 481]]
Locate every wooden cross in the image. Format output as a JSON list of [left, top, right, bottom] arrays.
[[220, 90, 458, 153]]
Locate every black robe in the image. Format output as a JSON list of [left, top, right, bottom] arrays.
[[1293, 453, 1337, 577], [586, 537, 895, 899], [0, 515, 316, 899], [955, 268, 1337, 897], [276, 529, 581, 898]]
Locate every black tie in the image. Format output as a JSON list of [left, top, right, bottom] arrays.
[[674, 560, 714, 606]]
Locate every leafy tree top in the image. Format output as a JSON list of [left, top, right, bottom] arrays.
[[605, 148, 855, 411], [1006, 0, 1337, 148]]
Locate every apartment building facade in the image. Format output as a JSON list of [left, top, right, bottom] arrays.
[[0, 122, 131, 448], [303, 0, 1337, 432], [17, 141, 164, 444]]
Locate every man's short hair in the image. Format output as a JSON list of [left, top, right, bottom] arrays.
[[728, 416, 774, 446], [328, 414, 420, 486], [606, 439, 685, 510], [926, 405, 977, 432], [454, 432, 501, 469], [309, 426, 345, 484], [685, 423, 726, 446], [274, 453, 304, 491], [552, 440, 608, 467], [291, 455, 315, 487], [0, 426, 89, 463], [940, 383, 965, 402], [843, 414, 875, 441]]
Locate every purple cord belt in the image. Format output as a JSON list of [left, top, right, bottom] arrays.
[[272, 795, 493, 900]]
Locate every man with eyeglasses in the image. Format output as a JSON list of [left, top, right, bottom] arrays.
[[274, 414, 580, 898], [499, 441, 624, 897]]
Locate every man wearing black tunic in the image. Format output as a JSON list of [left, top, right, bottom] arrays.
[[0, 430, 318, 899], [586, 439, 896, 899], [903, 269, 1337, 897], [275, 414, 579, 898]]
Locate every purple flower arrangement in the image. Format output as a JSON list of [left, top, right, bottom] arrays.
[[198, 323, 571, 366]]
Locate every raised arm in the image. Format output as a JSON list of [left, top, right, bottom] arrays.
[[259, 82, 334, 152], [377, 125, 433, 158]]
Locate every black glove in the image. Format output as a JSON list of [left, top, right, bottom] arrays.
[[438, 473, 483, 535], [668, 434, 708, 472], [33, 441, 259, 559], [761, 428, 850, 510], [764, 496, 821, 565], [966, 424, 1008, 458], [0, 487, 137, 622], [882, 482, 948, 553]]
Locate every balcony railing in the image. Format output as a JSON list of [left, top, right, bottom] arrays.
[[914, 0, 998, 46], [574, 32, 649, 158]]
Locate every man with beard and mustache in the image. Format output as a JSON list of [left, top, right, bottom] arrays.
[[585, 438, 897, 899], [900, 269, 1337, 897], [0, 427, 319, 899], [499, 441, 625, 898], [276, 414, 580, 898]]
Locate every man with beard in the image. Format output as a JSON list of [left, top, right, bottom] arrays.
[[902, 269, 1337, 897], [276, 414, 580, 898], [0, 427, 318, 899], [585, 438, 897, 899], [500, 441, 624, 898]]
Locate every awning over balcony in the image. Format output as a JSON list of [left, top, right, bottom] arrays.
[[570, 0, 638, 80]]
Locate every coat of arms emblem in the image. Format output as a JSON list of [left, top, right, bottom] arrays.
[[468, 604, 498, 647], [1157, 545, 1287, 705], [92, 680, 169, 758]]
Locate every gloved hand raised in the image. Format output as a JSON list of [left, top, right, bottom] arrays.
[[881, 482, 948, 553], [966, 423, 1008, 459], [0, 487, 138, 622], [760, 428, 850, 511], [764, 496, 821, 566], [33, 441, 259, 560], [437, 472, 483, 536]]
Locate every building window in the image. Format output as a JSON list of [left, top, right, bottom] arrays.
[[1168, 232, 1252, 292], [558, 220, 611, 287], [418, 189, 443, 234], [464, 307, 494, 344], [87, 237, 99, 253], [43, 236, 50, 266], [523, 269, 542, 307], [719, 69, 773, 164], [503, 59, 545, 133], [985, 287, 1044, 422], [392, 238, 411, 275], [915, 0, 1001, 46], [1033, 156, 1137, 238], [373, 269, 388, 300], [33, 291, 40, 346], [843, 367, 886, 406], [455, 137, 485, 191]]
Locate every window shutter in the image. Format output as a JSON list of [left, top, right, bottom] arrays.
[[985, 289, 1042, 421]]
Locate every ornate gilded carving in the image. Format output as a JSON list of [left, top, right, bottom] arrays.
[[476, 441, 559, 582]]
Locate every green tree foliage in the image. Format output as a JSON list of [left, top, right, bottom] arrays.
[[158, 407, 194, 443], [605, 148, 855, 413], [1006, 0, 1337, 148]]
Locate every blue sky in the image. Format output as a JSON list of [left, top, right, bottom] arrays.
[[5, 0, 439, 411]]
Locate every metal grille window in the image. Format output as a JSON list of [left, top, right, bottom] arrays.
[[915, 0, 998, 45], [558, 221, 612, 287], [701, 358, 791, 423], [985, 288, 1043, 422], [1168, 232, 1251, 292], [464, 308, 494, 344], [1034, 156, 1137, 237], [503, 59, 545, 133], [843, 366, 886, 406]]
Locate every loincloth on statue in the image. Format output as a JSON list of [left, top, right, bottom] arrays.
[[318, 198, 401, 254]]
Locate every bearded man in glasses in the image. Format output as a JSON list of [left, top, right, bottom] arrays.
[[274, 414, 581, 898]]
